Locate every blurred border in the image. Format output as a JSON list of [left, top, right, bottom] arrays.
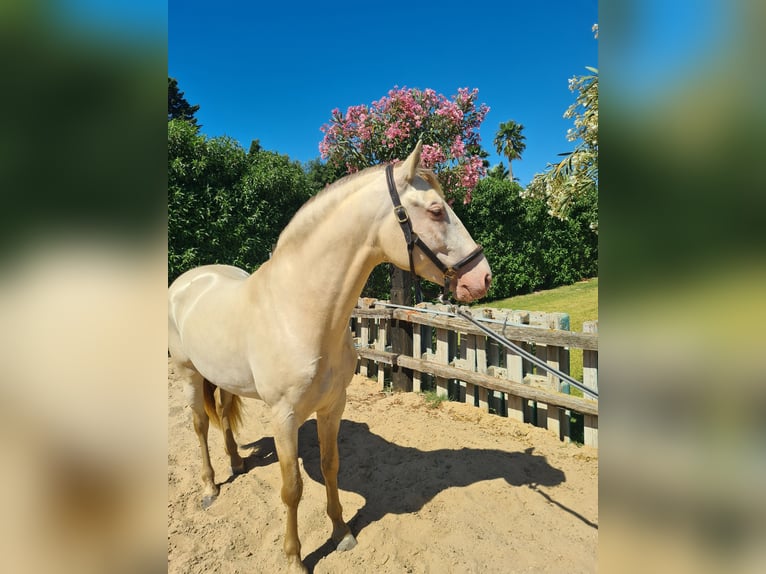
[[0, 2, 167, 573], [3, 1, 765, 572], [601, 1, 766, 572]]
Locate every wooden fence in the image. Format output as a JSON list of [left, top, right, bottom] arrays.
[[350, 299, 599, 447]]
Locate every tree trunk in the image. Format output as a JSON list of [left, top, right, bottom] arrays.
[[389, 265, 413, 392]]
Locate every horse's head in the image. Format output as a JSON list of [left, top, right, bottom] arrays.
[[378, 142, 492, 303]]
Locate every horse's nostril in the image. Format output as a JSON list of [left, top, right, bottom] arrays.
[[484, 273, 492, 290]]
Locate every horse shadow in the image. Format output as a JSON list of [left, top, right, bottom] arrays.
[[220, 436, 278, 485], [228, 418, 581, 572], [300, 419, 572, 571]]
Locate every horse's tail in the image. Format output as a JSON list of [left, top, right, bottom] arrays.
[[202, 379, 244, 435]]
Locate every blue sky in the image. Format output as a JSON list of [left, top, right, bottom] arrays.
[[169, 1, 598, 186]]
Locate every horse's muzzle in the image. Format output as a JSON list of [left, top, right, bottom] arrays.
[[454, 257, 492, 302]]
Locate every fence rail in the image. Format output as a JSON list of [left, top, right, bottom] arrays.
[[351, 299, 599, 447]]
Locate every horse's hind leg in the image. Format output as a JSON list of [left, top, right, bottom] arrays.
[[216, 389, 245, 475], [180, 368, 219, 508], [317, 401, 357, 552]]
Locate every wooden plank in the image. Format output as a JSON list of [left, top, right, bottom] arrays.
[[356, 348, 396, 365], [478, 386, 489, 412], [352, 308, 393, 318], [562, 410, 572, 444], [395, 354, 598, 416], [535, 341, 548, 374], [475, 336, 487, 374], [488, 340, 499, 370], [376, 317, 388, 388], [412, 324, 422, 393], [465, 334, 477, 406], [582, 321, 598, 394], [505, 344, 524, 422], [388, 308, 598, 350], [582, 320, 598, 449], [547, 407, 562, 439], [546, 344, 562, 389], [354, 348, 599, 415], [359, 318, 370, 377], [435, 327, 449, 398], [536, 401, 549, 429], [584, 414, 598, 448]]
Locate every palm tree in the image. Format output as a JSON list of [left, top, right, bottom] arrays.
[[487, 162, 509, 180], [494, 120, 526, 181]]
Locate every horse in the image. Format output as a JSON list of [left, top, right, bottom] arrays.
[[167, 141, 492, 572]]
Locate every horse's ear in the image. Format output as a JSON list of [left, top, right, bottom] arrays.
[[400, 140, 423, 183]]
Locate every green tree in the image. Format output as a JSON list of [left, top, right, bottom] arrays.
[[453, 177, 597, 299], [168, 77, 200, 126], [486, 162, 510, 180], [493, 120, 526, 181], [168, 119, 313, 282], [303, 158, 346, 194], [525, 68, 598, 231]]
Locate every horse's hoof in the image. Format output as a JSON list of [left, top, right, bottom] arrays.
[[231, 462, 245, 475], [201, 494, 217, 509], [286, 556, 308, 573], [336, 533, 357, 552]]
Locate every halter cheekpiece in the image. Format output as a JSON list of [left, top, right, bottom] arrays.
[[385, 163, 484, 302]]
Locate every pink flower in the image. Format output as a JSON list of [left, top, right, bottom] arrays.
[[420, 143, 446, 168], [450, 136, 465, 158], [320, 85, 488, 203]]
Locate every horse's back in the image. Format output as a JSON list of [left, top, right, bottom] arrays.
[[170, 264, 250, 290], [169, 263, 249, 320]]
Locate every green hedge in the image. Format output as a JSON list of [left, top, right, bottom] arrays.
[[451, 177, 597, 299], [168, 120, 313, 283]]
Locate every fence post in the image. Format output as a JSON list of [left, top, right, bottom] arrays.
[[465, 333, 477, 406], [376, 316, 388, 389], [475, 335, 489, 410], [545, 313, 570, 439], [435, 327, 449, 398], [497, 310, 524, 422], [582, 321, 599, 447], [390, 266, 413, 392], [359, 317, 370, 377], [412, 323, 422, 393]]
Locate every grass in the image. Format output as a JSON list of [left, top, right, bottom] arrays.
[[421, 389, 448, 409], [482, 277, 598, 383]]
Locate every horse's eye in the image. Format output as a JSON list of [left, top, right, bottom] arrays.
[[427, 205, 444, 219]]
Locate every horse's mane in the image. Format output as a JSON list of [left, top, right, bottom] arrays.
[[273, 163, 443, 254]]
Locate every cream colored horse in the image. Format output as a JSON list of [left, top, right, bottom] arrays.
[[168, 142, 491, 572]]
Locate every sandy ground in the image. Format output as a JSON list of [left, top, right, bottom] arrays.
[[168, 363, 598, 573]]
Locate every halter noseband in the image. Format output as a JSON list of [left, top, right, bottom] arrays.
[[385, 163, 484, 303]]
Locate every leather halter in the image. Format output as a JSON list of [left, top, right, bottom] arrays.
[[385, 163, 484, 302]]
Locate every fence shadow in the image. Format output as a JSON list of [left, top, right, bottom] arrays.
[[297, 419, 568, 571]]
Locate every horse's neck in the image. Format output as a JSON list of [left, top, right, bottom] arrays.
[[255, 182, 385, 339]]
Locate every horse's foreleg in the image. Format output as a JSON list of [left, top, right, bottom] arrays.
[[317, 402, 357, 552], [182, 371, 219, 508], [216, 389, 245, 475], [272, 411, 306, 573]]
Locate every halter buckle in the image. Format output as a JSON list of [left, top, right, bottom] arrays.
[[393, 205, 409, 223]]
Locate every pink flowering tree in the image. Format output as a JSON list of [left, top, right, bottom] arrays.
[[319, 86, 489, 203]]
